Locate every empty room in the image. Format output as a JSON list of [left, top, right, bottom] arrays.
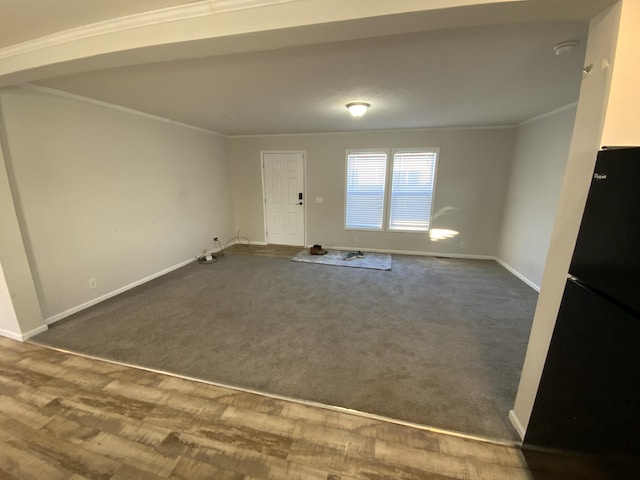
[[2, 1, 638, 478]]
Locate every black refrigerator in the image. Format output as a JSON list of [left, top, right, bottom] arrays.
[[522, 147, 640, 479]]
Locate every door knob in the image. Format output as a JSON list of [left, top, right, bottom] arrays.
[[297, 202, 303, 205]]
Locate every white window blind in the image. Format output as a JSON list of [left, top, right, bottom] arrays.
[[388, 151, 437, 231], [345, 151, 387, 230]]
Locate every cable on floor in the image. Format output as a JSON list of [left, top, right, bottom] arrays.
[[219, 230, 250, 256]]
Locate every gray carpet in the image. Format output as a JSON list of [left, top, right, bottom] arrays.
[[32, 253, 536, 440]]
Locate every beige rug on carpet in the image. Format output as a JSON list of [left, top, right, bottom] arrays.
[[291, 249, 392, 270]]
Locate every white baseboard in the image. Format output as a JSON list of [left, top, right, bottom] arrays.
[[317, 245, 495, 261], [0, 327, 25, 341], [508, 409, 525, 440], [495, 258, 540, 292], [45, 257, 196, 325], [0, 323, 48, 342], [21, 324, 49, 340]]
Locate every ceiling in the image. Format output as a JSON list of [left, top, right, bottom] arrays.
[[0, 0, 196, 48], [0, 0, 617, 135], [37, 21, 588, 135]]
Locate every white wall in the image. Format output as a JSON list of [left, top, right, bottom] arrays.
[[0, 129, 44, 339], [229, 128, 516, 257], [600, 0, 640, 147], [0, 262, 21, 338], [0, 86, 235, 321], [511, 1, 626, 438], [497, 104, 577, 290]]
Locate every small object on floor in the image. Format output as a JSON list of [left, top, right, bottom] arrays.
[[344, 251, 365, 260], [196, 254, 216, 264], [310, 244, 328, 255]]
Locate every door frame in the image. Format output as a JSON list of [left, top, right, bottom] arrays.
[[260, 150, 307, 247]]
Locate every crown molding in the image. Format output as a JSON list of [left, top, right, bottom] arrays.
[[518, 101, 578, 127], [0, 0, 301, 60], [228, 124, 516, 138], [17, 84, 226, 137]]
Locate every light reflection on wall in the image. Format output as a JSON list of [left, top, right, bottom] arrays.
[[429, 206, 461, 242], [429, 228, 460, 241]]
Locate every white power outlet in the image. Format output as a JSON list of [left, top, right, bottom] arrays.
[[89, 278, 97, 289]]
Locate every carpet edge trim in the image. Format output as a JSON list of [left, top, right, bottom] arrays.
[[27, 341, 522, 448]]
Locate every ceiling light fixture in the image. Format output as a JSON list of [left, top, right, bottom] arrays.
[[346, 102, 370, 117], [553, 40, 580, 56]]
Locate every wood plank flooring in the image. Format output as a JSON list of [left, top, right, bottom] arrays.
[[0, 337, 532, 479], [224, 244, 304, 258]]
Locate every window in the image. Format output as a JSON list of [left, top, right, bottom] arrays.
[[345, 148, 438, 232], [345, 151, 387, 230], [388, 150, 437, 232]]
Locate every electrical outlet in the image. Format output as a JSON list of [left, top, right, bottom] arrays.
[[89, 278, 97, 289], [460, 241, 466, 249]]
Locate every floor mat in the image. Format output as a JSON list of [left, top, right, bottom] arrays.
[[291, 249, 392, 270]]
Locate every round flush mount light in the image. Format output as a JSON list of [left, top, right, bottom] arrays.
[[346, 102, 370, 117], [553, 40, 580, 56]]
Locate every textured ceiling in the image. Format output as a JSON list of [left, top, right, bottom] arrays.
[[0, 0, 612, 135], [38, 21, 588, 135]]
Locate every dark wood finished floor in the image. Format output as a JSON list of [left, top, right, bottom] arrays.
[[0, 336, 532, 479]]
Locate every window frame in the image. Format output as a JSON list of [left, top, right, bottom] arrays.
[[344, 149, 389, 231], [344, 147, 439, 233], [386, 148, 439, 233]]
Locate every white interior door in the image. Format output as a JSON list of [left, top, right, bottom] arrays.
[[262, 152, 305, 246]]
